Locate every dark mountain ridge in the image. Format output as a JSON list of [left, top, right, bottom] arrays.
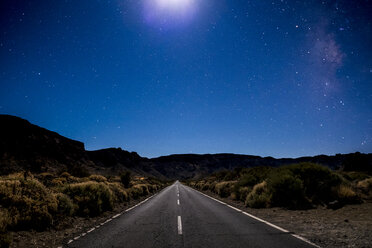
[[0, 115, 371, 179]]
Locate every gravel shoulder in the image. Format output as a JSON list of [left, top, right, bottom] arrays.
[[198, 189, 372, 248]]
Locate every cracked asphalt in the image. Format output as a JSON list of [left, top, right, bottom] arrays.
[[67, 182, 315, 248]]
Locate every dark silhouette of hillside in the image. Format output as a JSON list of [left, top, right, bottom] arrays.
[[0, 115, 371, 179]]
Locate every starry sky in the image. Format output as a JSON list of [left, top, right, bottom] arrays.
[[1, 0, 371, 158]]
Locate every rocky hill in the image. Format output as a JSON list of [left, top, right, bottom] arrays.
[[0, 115, 371, 179]]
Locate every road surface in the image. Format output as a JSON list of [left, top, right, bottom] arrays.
[[67, 182, 316, 248]]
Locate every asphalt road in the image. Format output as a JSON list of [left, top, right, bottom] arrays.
[[67, 182, 316, 248]]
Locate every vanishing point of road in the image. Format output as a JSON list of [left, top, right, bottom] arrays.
[[66, 181, 317, 248]]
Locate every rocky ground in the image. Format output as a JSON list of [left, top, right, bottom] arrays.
[[200, 190, 372, 248]]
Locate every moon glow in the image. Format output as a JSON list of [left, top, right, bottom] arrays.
[[143, 0, 197, 28]]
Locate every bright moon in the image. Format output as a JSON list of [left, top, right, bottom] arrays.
[[143, 0, 197, 28], [155, 0, 194, 11]]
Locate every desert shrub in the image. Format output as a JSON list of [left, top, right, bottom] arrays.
[[201, 182, 210, 191], [60, 172, 71, 178], [208, 181, 217, 192], [63, 181, 113, 217], [285, 163, 342, 204], [188, 181, 196, 187], [238, 186, 251, 201], [335, 185, 360, 204], [133, 184, 150, 196], [108, 182, 129, 202], [0, 177, 58, 231], [37, 172, 55, 186], [195, 181, 208, 190], [147, 184, 159, 193], [356, 177, 372, 193], [267, 169, 308, 209], [89, 175, 107, 182], [3, 172, 24, 180], [195, 181, 205, 190], [245, 181, 271, 208], [120, 171, 131, 188], [214, 181, 235, 198], [237, 167, 274, 187], [129, 186, 142, 199], [55, 193, 75, 216], [51, 177, 67, 186], [129, 188, 140, 199]]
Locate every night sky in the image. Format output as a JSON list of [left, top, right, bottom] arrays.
[[1, 0, 371, 158]]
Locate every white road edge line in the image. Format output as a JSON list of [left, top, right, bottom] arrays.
[[177, 216, 182, 235], [60, 192, 158, 247], [188, 186, 320, 248]]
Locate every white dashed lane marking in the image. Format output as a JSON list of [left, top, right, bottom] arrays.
[[177, 216, 182, 235]]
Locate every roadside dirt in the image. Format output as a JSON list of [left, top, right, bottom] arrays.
[[9, 194, 156, 248], [200, 190, 372, 248]]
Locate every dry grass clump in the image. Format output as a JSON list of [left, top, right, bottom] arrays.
[[63, 181, 113, 217], [130, 184, 150, 198], [214, 181, 236, 198], [245, 181, 270, 208], [335, 185, 359, 204], [356, 177, 372, 193], [107, 182, 129, 202], [89, 174, 108, 182], [54, 193, 76, 216]]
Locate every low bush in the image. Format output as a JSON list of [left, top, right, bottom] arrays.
[[89, 175, 107, 182], [133, 184, 150, 196], [51, 177, 67, 186], [108, 182, 129, 202], [267, 168, 308, 209], [214, 181, 235, 198], [285, 163, 342, 204], [0, 177, 58, 231], [245, 181, 270, 208], [55, 193, 75, 216], [237, 186, 251, 201], [63, 181, 113, 217], [356, 177, 372, 193], [335, 185, 360, 204]]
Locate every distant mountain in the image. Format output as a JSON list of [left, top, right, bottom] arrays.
[[0, 115, 371, 179]]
